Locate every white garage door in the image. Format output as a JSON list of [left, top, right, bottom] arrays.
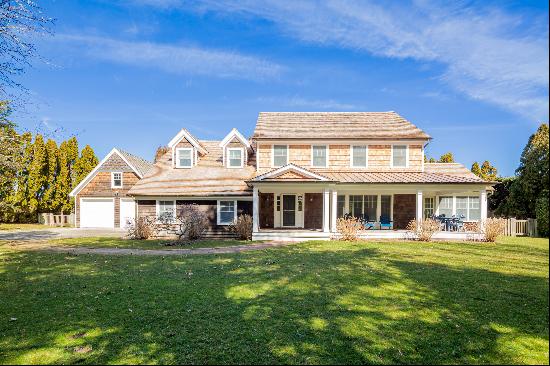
[[80, 198, 114, 228], [119, 198, 135, 229]]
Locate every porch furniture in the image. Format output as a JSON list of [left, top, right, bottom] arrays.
[[362, 214, 376, 230], [379, 215, 393, 230]]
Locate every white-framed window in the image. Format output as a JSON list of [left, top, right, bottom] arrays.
[[217, 200, 237, 225], [227, 148, 244, 168], [156, 200, 176, 220], [111, 172, 123, 188], [311, 145, 328, 167], [424, 197, 434, 219], [351, 145, 368, 168], [391, 145, 408, 168], [438, 196, 453, 217], [176, 148, 193, 168], [273, 145, 288, 167]]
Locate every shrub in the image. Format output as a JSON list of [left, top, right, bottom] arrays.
[[336, 216, 363, 241], [230, 214, 253, 240], [127, 216, 156, 240], [406, 218, 440, 241], [482, 218, 506, 242], [536, 195, 549, 237], [174, 204, 209, 241]]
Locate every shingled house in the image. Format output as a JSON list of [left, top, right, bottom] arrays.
[[70, 112, 493, 240]]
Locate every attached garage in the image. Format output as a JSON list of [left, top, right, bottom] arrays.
[[80, 198, 115, 228]]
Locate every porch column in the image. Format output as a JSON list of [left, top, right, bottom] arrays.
[[323, 188, 330, 233], [480, 190, 488, 222], [416, 190, 423, 223], [331, 189, 338, 232], [252, 186, 259, 233]]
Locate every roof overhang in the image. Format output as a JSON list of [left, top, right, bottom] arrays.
[[250, 164, 331, 182], [69, 148, 144, 197], [168, 128, 208, 155]]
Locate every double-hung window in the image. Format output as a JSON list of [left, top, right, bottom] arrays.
[[351, 145, 368, 167], [438, 197, 453, 217], [392, 145, 408, 168], [111, 172, 122, 188], [311, 145, 328, 167], [424, 197, 434, 219], [218, 200, 237, 225], [176, 148, 193, 168], [227, 148, 243, 168], [157, 200, 176, 221], [273, 145, 288, 167]]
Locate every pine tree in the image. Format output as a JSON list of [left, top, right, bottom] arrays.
[[13, 132, 33, 215], [74, 145, 98, 186], [480, 161, 498, 181], [471, 162, 482, 177], [27, 134, 48, 213], [438, 152, 455, 163], [54, 141, 72, 214], [42, 138, 59, 212], [0, 101, 23, 221]]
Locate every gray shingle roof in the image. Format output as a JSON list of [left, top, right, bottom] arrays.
[[116, 148, 155, 178], [252, 112, 431, 140]]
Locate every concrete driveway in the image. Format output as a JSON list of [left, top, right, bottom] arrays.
[[0, 228, 125, 241]]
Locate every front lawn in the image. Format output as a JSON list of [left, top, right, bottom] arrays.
[[45, 237, 260, 250], [0, 223, 53, 231], [0, 236, 548, 364]]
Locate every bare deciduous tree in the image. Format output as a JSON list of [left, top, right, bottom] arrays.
[[0, 0, 53, 97]]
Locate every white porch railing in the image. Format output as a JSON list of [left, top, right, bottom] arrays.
[[504, 218, 537, 237]]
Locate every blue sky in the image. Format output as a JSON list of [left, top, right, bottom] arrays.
[[13, 0, 549, 176]]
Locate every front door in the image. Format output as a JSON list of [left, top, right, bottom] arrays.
[[282, 194, 296, 227]]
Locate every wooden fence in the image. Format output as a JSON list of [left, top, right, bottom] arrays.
[[38, 213, 75, 227], [504, 218, 538, 237]]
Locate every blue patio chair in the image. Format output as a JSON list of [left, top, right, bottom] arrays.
[[379, 215, 393, 230], [362, 214, 375, 230]]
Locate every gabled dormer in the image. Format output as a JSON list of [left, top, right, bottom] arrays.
[[168, 128, 208, 168], [219, 128, 251, 169]]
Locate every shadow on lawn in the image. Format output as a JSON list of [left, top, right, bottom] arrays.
[[0, 245, 548, 364]]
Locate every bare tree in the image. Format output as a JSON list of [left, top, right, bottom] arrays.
[[0, 0, 53, 97]]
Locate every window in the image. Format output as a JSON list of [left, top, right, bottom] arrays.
[[111, 172, 122, 188], [311, 145, 328, 167], [273, 145, 288, 167], [349, 195, 363, 218], [351, 145, 368, 167], [424, 197, 434, 219], [337, 195, 346, 218], [438, 196, 453, 217], [227, 148, 243, 168], [456, 196, 468, 219], [469, 196, 481, 220], [364, 195, 377, 221], [381, 195, 391, 219], [218, 200, 236, 225], [176, 148, 193, 168], [157, 200, 176, 220], [276, 195, 281, 211], [392, 145, 408, 168]]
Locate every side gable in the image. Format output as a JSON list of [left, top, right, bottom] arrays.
[[69, 148, 146, 197], [252, 164, 331, 182]]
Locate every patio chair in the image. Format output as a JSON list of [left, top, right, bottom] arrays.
[[379, 215, 393, 230], [362, 214, 375, 230]]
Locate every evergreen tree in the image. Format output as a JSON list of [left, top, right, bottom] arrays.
[[480, 161, 498, 181], [74, 145, 98, 186], [54, 141, 72, 214], [438, 152, 455, 163], [13, 132, 33, 215], [0, 101, 23, 221], [27, 134, 47, 213], [42, 138, 59, 212], [471, 162, 482, 177]]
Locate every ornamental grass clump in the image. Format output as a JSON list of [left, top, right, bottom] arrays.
[[406, 218, 440, 241], [336, 216, 363, 241], [482, 218, 506, 242], [230, 214, 253, 240]]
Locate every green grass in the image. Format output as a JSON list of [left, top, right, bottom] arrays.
[[0, 236, 548, 364], [45, 237, 260, 250], [0, 223, 54, 231]]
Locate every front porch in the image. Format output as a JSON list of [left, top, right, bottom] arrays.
[[251, 182, 489, 241]]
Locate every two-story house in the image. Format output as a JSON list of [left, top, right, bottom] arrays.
[[70, 112, 493, 240]]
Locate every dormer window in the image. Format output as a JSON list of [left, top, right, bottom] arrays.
[[391, 145, 408, 168], [227, 148, 243, 168], [176, 148, 193, 168], [111, 172, 123, 188]]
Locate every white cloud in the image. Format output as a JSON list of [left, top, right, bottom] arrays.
[[137, 0, 548, 121], [57, 34, 283, 81]]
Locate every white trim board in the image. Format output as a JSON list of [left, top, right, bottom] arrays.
[[70, 148, 144, 197], [253, 163, 330, 181], [168, 128, 208, 154], [219, 128, 251, 149]]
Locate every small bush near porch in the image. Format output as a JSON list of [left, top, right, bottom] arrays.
[[0, 237, 547, 364]]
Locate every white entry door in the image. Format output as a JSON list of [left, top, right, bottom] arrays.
[[80, 198, 114, 228], [120, 198, 136, 229]]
